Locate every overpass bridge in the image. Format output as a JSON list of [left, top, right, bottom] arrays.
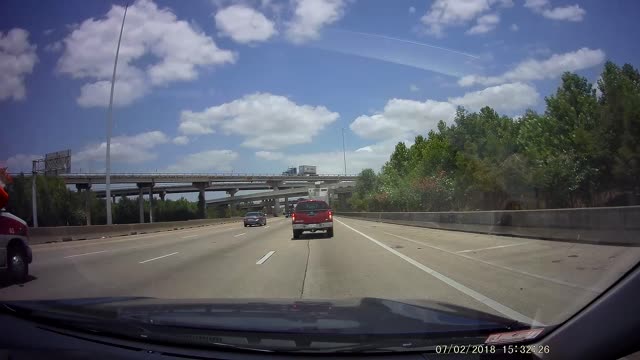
[[56, 173, 357, 185], [206, 183, 355, 217], [21, 172, 356, 226], [93, 182, 310, 199]]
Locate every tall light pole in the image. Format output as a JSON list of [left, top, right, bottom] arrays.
[[342, 128, 347, 176], [105, 3, 128, 225]]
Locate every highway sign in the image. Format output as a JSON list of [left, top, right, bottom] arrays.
[[44, 150, 71, 175]]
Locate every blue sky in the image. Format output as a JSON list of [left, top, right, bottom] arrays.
[[1, 0, 639, 178]]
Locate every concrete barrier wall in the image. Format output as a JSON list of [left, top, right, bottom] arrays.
[[337, 206, 640, 246], [29, 218, 244, 245]]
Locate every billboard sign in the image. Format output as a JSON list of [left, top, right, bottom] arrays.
[[44, 150, 71, 175]]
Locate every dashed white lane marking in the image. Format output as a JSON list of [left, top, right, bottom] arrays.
[[139, 252, 179, 264], [382, 231, 603, 293], [457, 243, 529, 253], [336, 219, 545, 326], [64, 250, 108, 258], [256, 251, 275, 265], [182, 235, 198, 239], [234, 233, 246, 237], [263, 226, 270, 229]]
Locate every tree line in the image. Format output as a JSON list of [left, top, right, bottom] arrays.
[[348, 61, 640, 212], [4, 175, 203, 226]]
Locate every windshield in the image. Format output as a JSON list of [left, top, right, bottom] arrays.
[[1, 0, 639, 354]]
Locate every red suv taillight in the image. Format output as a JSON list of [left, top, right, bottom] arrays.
[[328, 210, 333, 220], [292, 213, 296, 221]]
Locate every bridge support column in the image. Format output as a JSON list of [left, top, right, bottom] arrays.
[[159, 191, 166, 201], [193, 182, 208, 219], [136, 183, 153, 223], [227, 188, 238, 212], [267, 181, 281, 216], [76, 184, 92, 226], [284, 197, 289, 214], [148, 185, 154, 223], [273, 197, 280, 216]]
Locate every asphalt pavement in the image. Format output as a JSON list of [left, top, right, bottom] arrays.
[[1, 217, 638, 326]]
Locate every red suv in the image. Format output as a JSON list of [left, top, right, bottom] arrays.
[[291, 200, 333, 238]]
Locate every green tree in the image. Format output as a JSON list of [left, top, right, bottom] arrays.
[[597, 62, 640, 203]]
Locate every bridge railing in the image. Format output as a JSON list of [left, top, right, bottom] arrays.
[[58, 172, 359, 177]]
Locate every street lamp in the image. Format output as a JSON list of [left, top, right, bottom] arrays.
[[342, 128, 347, 176], [105, 2, 128, 225]]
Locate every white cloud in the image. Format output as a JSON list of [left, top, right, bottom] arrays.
[[76, 71, 149, 107], [420, 0, 512, 37], [458, 47, 605, 87], [215, 5, 277, 44], [350, 98, 456, 140], [172, 136, 189, 145], [2, 154, 42, 173], [409, 6, 416, 14], [409, 84, 420, 92], [356, 146, 373, 152], [57, 0, 236, 107], [466, 13, 500, 34], [166, 149, 238, 172], [524, 0, 585, 22], [255, 151, 284, 160], [448, 82, 539, 112], [351, 82, 539, 140], [541, 5, 585, 21], [286, 0, 347, 43], [510, 23, 519, 31], [43, 28, 55, 36], [74, 131, 169, 164], [178, 118, 216, 135], [178, 93, 339, 149], [524, 0, 547, 9], [44, 41, 63, 53], [0, 28, 38, 102]]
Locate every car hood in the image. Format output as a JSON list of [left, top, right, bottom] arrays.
[[4, 297, 523, 335]]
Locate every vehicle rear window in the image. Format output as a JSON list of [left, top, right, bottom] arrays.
[[296, 201, 330, 211], [245, 212, 261, 216]]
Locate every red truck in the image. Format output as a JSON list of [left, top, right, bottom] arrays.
[[291, 199, 333, 239]]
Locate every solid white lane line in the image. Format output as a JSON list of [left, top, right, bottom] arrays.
[[336, 219, 545, 326], [64, 250, 108, 258], [457, 243, 529, 253], [139, 252, 179, 264], [234, 233, 246, 237], [263, 226, 270, 229], [383, 231, 604, 293], [256, 251, 275, 265], [182, 235, 198, 239]]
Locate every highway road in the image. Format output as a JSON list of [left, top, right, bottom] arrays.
[[1, 217, 638, 326]]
